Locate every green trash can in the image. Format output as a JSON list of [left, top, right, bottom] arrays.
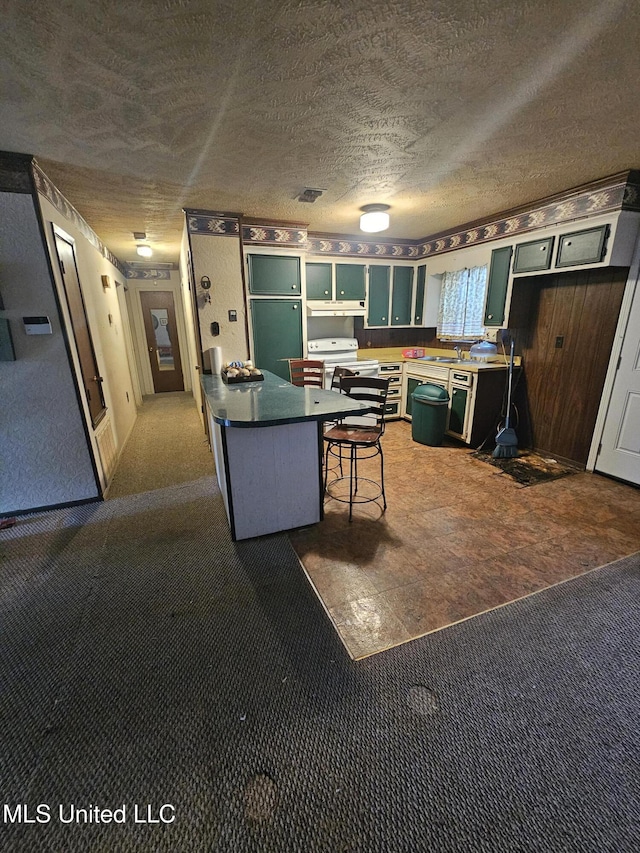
[[411, 383, 449, 446]]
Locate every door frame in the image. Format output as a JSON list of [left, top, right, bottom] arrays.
[[589, 234, 640, 473], [50, 223, 107, 426], [128, 277, 191, 396]]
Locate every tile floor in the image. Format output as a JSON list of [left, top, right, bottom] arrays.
[[289, 420, 640, 659]]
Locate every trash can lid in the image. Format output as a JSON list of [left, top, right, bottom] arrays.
[[411, 382, 450, 404]]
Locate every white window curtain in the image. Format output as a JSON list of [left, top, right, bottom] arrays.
[[437, 265, 488, 339]]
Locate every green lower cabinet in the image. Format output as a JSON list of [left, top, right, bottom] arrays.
[[405, 377, 423, 418], [250, 299, 302, 380], [391, 266, 413, 325], [367, 266, 390, 326], [448, 386, 468, 436]]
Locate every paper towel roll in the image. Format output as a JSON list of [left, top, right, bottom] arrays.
[[209, 346, 223, 374]]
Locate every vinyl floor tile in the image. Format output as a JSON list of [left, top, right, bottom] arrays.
[[289, 421, 640, 659]]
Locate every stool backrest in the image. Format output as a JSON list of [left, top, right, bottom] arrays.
[[340, 376, 390, 431], [289, 359, 325, 387], [330, 365, 356, 391]]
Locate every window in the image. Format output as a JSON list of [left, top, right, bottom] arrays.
[[437, 265, 488, 340]]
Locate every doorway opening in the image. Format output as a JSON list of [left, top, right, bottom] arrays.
[[140, 290, 184, 393]]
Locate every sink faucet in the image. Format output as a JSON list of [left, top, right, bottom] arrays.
[[455, 346, 463, 361]]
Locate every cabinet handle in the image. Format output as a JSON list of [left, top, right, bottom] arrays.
[[292, 304, 298, 310], [324, 290, 329, 295], [291, 285, 297, 289], [381, 316, 386, 321], [340, 290, 345, 295], [487, 313, 493, 319]]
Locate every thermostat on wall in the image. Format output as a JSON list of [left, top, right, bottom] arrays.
[[23, 316, 52, 335]]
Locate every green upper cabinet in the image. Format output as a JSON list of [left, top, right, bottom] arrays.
[[556, 224, 609, 267], [248, 254, 301, 295], [484, 246, 513, 326], [335, 264, 366, 300], [305, 262, 332, 300], [367, 266, 390, 326], [513, 237, 554, 273], [414, 265, 426, 324], [250, 299, 302, 380], [391, 266, 413, 326]]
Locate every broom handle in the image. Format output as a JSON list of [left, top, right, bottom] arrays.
[[505, 338, 515, 429]]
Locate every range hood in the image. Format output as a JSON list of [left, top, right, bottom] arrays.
[[306, 300, 366, 317]]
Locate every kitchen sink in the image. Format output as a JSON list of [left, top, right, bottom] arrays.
[[418, 356, 455, 363]]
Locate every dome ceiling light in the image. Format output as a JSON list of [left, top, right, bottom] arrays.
[[359, 204, 390, 233], [136, 244, 153, 258]]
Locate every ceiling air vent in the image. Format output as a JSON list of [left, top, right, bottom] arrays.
[[132, 231, 146, 240], [297, 188, 324, 203]]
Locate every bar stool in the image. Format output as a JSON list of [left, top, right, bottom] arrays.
[[323, 376, 390, 521], [288, 359, 325, 387], [330, 365, 355, 391]]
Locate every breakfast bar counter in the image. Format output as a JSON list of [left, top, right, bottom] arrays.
[[201, 371, 369, 540]]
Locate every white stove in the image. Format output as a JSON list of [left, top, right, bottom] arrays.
[[307, 337, 380, 389]]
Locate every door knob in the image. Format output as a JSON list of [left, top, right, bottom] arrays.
[[149, 346, 154, 352]]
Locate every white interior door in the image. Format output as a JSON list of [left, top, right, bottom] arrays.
[[596, 277, 640, 485]]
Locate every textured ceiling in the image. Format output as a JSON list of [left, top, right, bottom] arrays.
[[1, 0, 639, 265]]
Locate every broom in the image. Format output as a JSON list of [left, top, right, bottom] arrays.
[[493, 337, 518, 458]]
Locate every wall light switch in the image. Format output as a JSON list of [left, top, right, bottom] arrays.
[[23, 316, 52, 335], [228, 309, 237, 322], [555, 335, 564, 349]]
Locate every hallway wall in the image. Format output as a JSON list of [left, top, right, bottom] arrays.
[[38, 194, 138, 469], [0, 189, 99, 513]]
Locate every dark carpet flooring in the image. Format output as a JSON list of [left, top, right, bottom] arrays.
[[1, 392, 639, 852]]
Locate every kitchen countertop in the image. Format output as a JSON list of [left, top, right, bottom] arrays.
[[357, 346, 520, 371], [201, 370, 370, 427]]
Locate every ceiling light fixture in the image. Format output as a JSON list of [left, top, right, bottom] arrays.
[[359, 204, 390, 233], [136, 244, 153, 258]]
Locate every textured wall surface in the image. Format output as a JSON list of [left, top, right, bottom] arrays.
[[38, 195, 138, 458], [190, 234, 249, 366], [0, 192, 98, 513], [1, 0, 639, 264]]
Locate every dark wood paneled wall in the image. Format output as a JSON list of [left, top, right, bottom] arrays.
[[509, 267, 627, 465], [355, 323, 451, 351]]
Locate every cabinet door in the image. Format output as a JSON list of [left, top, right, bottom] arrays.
[[556, 225, 609, 267], [248, 254, 301, 295], [414, 265, 426, 324], [367, 266, 390, 326], [484, 246, 512, 326], [336, 264, 366, 300], [404, 377, 423, 418], [250, 299, 302, 380], [513, 237, 554, 273], [391, 266, 413, 325], [448, 386, 468, 437], [305, 262, 332, 300]]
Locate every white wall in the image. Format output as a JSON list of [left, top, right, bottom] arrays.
[[38, 195, 138, 484], [179, 224, 203, 419], [0, 191, 99, 513]]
